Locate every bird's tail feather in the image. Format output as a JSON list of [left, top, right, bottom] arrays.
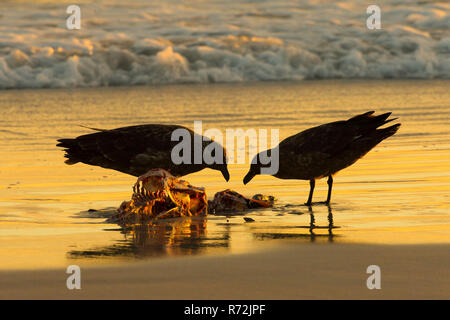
[[56, 138, 75, 148], [348, 111, 375, 121], [56, 138, 81, 165], [348, 111, 399, 133], [376, 123, 401, 141], [350, 123, 401, 161], [78, 125, 108, 132]]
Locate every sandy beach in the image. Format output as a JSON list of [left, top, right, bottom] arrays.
[[1, 0, 450, 302], [1, 79, 450, 299], [2, 242, 449, 299]]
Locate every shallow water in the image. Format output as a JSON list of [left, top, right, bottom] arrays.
[[0, 79, 449, 270]]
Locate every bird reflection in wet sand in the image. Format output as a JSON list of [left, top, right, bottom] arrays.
[[253, 205, 339, 243], [68, 217, 230, 259], [307, 205, 336, 242], [69, 204, 340, 263]]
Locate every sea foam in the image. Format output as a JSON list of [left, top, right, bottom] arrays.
[[0, 0, 448, 89]]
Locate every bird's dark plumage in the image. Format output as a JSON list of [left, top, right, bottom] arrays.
[[244, 111, 401, 205], [57, 124, 229, 181]]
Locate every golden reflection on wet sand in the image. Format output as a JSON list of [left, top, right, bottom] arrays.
[[0, 80, 449, 270], [67, 205, 340, 262]]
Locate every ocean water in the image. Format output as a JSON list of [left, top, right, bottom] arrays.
[[0, 80, 449, 269], [0, 0, 449, 89]]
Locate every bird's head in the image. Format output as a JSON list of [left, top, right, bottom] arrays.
[[243, 161, 260, 185], [209, 161, 229, 182], [243, 147, 279, 185], [206, 143, 229, 182], [216, 162, 230, 182]]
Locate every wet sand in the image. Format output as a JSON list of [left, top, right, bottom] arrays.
[[2, 242, 450, 299], [0, 80, 449, 298]]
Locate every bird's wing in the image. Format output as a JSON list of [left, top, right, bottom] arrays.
[[281, 111, 394, 157], [279, 121, 355, 157], [57, 124, 189, 176]]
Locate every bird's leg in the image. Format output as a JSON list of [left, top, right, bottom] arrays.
[[308, 206, 316, 241], [305, 179, 315, 206], [325, 175, 333, 205], [327, 205, 334, 242], [327, 205, 333, 229]]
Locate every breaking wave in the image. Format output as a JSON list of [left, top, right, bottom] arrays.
[[0, 0, 449, 89]]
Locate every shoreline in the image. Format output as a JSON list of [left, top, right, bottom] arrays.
[[0, 78, 449, 92]]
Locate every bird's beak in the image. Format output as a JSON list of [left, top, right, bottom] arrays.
[[243, 171, 256, 185], [221, 167, 230, 182]]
